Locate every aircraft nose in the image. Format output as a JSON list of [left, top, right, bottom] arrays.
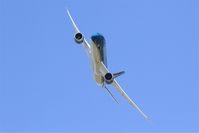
[[91, 34, 98, 42], [91, 35, 98, 44], [91, 33, 105, 45]]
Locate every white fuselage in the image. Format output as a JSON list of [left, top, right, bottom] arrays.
[[90, 33, 107, 86], [91, 40, 104, 86]]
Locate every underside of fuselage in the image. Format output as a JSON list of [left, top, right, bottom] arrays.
[[91, 33, 107, 86]]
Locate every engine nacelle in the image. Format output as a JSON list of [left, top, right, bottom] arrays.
[[74, 32, 84, 44], [104, 73, 114, 84]]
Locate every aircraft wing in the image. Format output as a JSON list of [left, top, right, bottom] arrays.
[[66, 9, 91, 55], [100, 62, 148, 119]]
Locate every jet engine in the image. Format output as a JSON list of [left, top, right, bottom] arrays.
[[74, 32, 84, 44], [104, 73, 114, 84], [104, 71, 125, 84]]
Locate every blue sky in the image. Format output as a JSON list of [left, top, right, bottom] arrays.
[[0, 0, 198, 132]]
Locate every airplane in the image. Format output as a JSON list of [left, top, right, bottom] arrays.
[[67, 10, 148, 119]]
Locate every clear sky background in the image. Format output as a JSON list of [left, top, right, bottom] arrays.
[[0, 0, 198, 132]]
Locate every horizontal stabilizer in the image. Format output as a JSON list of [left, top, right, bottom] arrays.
[[113, 71, 125, 79]]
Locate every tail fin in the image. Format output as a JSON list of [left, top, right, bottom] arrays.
[[113, 71, 125, 79]]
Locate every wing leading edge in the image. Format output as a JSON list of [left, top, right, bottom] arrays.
[[66, 9, 91, 55], [100, 61, 148, 119]]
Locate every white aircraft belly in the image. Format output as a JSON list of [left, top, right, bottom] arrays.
[[91, 41, 104, 86]]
